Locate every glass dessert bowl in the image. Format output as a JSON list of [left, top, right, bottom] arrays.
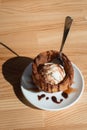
[[32, 50, 74, 93]]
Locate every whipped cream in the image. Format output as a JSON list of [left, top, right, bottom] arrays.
[[40, 63, 66, 85]]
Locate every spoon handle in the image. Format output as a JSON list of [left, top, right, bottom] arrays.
[[60, 16, 73, 52]]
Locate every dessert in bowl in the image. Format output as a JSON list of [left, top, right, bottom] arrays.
[[32, 50, 74, 93]]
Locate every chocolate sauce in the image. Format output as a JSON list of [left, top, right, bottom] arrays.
[[37, 94, 65, 104], [37, 64, 44, 72], [46, 97, 49, 100], [37, 55, 41, 60], [38, 94, 45, 100], [47, 51, 50, 61], [62, 87, 76, 99], [51, 96, 63, 104], [62, 92, 68, 99]]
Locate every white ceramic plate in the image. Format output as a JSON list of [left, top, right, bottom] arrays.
[[21, 63, 84, 111]]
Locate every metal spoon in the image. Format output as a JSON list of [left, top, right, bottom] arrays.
[[53, 16, 73, 66]]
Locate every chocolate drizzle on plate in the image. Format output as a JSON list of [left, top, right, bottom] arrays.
[[62, 92, 68, 99], [51, 96, 63, 104], [37, 87, 76, 104], [46, 97, 49, 100], [37, 94, 63, 104], [62, 87, 76, 99], [38, 94, 45, 100]]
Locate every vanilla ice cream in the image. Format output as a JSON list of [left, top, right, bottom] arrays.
[[39, 63, 66, 85]]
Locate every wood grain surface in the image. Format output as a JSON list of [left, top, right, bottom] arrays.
[[0, 0, 87, 130]]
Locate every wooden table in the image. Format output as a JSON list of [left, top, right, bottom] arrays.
[[0, 0, 87, 130]]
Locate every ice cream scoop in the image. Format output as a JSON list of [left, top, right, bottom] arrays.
[[39, 63, 66, 85]]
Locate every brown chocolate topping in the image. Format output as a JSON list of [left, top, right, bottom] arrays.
[[38, 94, 45, 100], [62, 92, 68, 99], [37, 64, 44, 73], [46, 97, 49, 100], [51, 96, 63, 104]]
